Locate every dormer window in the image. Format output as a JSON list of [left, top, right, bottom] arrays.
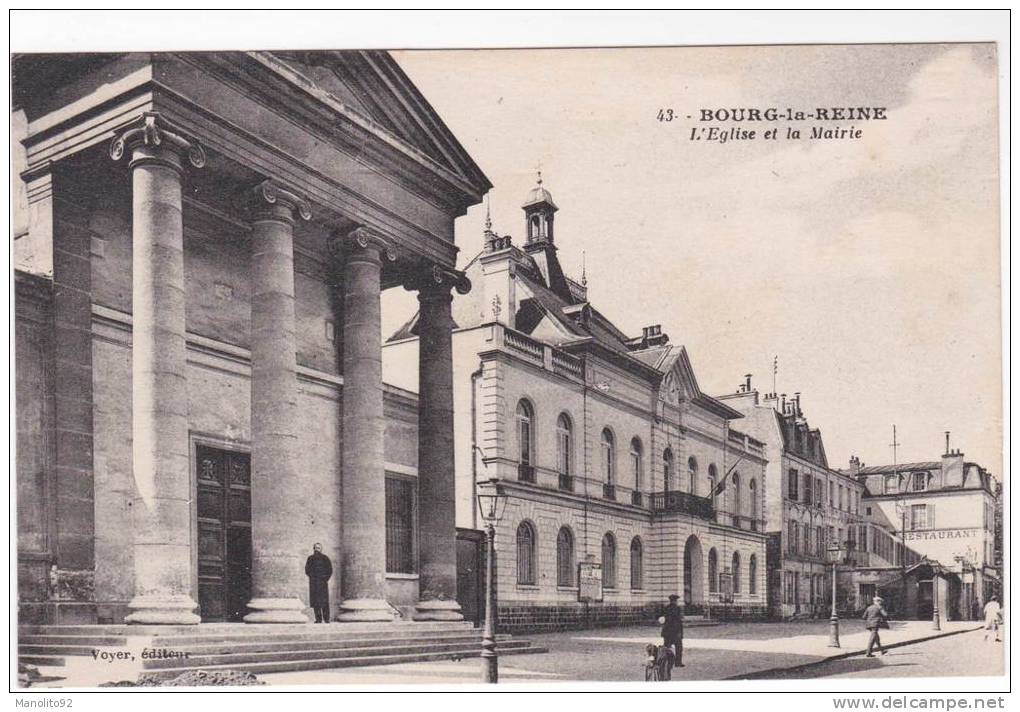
[[884, 474, 899, 495], [912, 472, 928, 492]]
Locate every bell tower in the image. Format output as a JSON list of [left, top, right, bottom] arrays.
[[523, 170, 557, 245]]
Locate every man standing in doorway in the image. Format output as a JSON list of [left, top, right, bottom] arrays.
[[305, 543, 333, 623], [658, 594, 685, 667]]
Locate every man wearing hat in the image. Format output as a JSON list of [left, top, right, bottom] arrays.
[[863, 595, 889, 657], [657, 594, 685, 667]]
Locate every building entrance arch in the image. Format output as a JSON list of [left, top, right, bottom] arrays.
[[683, 535, 704, 607]]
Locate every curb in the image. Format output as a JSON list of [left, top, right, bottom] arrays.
[[725, 625, 984, 680]]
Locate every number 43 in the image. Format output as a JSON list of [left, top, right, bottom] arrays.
[[657, 109, 675, 122]]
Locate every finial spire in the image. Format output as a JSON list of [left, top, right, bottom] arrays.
[[536, 159, 543, 186], [484, 194, 492, 232], [581, 250, 587, 287]]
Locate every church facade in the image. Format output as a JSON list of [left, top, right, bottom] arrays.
[[14, 51, 490, 625], [384, 179, 770, 631]]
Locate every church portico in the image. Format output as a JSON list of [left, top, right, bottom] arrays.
[[14, 51, 491, 625]]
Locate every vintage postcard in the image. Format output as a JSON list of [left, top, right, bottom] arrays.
[[9, 10, 1008, 702]]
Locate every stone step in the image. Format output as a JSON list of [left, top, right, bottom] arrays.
[[141, 639, 536, 670], [138, 643, 549, 681], [143, 633, 512, 656], [18, 645, 100, 657], [148, 628, 489, 647], [17, 656, 66, 667], [20, 635, 128, 647], [19, 621, 475, 636]]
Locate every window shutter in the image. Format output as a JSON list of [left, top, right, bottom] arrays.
[[928, 503, 934, 530]]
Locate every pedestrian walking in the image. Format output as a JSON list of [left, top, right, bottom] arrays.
[[657, 594, 685, 667], [305, 543, 333, 623], [863, 595, 889, 657], [983, 596, 1002, 642]]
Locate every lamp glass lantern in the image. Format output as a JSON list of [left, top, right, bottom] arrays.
[[827, 542, 843, 563], [477, 479, 509, 524]]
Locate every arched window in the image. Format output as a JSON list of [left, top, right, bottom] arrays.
[[630, 438, 643, 492], [556, 526, 575, 587], [708, 547, 718, 593], [732, 472, 742, 516], [749, 479, 758, 522], [708, 464, 718, 502], [663, 448, 674, 491], [601, 429, 615, 485], [602, 532, 617, 589], [630, 537, 644, 589], [516, 521, 537, 585], [516, 400, 534, 465], [732, 551, 741, 594], [556, 413, 572, 475], [687, 457, 698, 494], [749, 554, 758, 595]]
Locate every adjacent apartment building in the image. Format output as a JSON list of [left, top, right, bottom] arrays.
[[719, 385, 866, 619], [383, 178, 769, 631], [846, 444, 1001, 623]]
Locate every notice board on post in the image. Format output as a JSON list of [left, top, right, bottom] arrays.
[[578, 561, 603, 602]]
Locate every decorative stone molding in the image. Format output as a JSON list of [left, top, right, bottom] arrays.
[[109, 112, 206, 172], [403, 262, 471, 296], [328, 226, 399, 266], [248, 179, 312, 224]]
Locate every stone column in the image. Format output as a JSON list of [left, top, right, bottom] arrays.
[[243, 181, 311, 623], [412, 267, 470, 620], [337, 228, 394, 621], [110, 113, 205, 624]]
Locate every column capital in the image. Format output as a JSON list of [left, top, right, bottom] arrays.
[[331, 226, 399, 263], [404, 263, 472, 298], [247, 179, 312, 225], [109, 112, 206, 173]]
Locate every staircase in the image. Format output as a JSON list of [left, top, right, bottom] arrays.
[[18, 622, 547, 685]]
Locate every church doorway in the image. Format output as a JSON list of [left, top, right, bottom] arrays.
[[195, 444, 253, 622], [683, 535, 704, 609]]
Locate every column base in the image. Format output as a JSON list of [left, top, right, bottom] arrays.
[[243, 597, 309, 623], [125, 594, 200, 625], [336, 598, 397, 622], [412, 599, 464, 621]]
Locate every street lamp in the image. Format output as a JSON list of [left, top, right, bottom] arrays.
[[827, 542, 843, 648], [932, 565, 942, 632], [476, 478, 508, 684]]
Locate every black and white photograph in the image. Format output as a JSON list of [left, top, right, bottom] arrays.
[[8, 10, 1009, 701]]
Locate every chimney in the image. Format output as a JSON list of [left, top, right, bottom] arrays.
[[945, 431, 951, 455], [780, 393, 787, 413], [793, 392, 802, 417], [745, 373, 752, 392], [640, 324, 669, 348]]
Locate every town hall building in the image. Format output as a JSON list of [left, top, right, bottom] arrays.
[[383, 177, 770, 631]]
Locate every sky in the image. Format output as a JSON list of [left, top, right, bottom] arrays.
[[382, 44, 1002, 476]]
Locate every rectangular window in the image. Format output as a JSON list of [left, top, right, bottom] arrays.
[[829, 481, 835, 508], [803, 525, 811, 555], [788, 469, 799, 500], [385, 476, 416, 574], [790, 521, 799, 553], [817, 526, 825, 557], [912, 472, 927, 491], [816, 478, 824, 507], [884, 475, 899, 495], [839, 485, 845, 511], [802, 473, 812, 504], [910, 504, 928, 530]]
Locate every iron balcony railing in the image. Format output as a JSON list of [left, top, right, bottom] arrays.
[[649, 490, 715, 520], [517, 463, 536, 483]]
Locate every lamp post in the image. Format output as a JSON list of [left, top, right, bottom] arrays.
[[476, 478, 508, 684], [932, 567, 942, 631], [827, 542, 843, 648]]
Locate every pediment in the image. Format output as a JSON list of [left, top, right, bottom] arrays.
[[271, 50, 489, 195]]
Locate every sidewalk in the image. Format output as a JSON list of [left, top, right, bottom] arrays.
[[258, 619, 982, 685]]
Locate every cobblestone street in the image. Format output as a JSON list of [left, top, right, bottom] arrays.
[[261, 620, 998, 685]]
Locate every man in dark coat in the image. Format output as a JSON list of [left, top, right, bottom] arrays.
[[305, 543, 333, 623], [658, 594, 685, 667], [863, 595, 889, 656]]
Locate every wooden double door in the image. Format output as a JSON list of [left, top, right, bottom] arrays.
[[196, 444, 253, 622]]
